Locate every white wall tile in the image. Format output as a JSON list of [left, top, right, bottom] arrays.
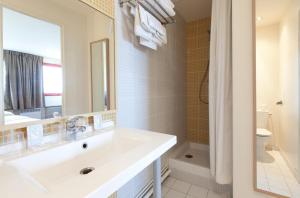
[[115, 1, 187, 197]]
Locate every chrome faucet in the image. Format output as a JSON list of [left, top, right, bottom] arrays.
[[66, 116, 87, 140]]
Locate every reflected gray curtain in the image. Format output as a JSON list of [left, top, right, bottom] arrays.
[[3, 50, 44, 110]]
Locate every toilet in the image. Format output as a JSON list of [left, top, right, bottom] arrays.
[[256, 111, 272, 161]]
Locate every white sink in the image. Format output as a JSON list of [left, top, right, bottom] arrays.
[[1, 128, 176, 198]]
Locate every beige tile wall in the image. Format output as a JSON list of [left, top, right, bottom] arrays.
[[80, 0, 114, 18], [0, 111, 116, 145], [186, 18, 211, 145]]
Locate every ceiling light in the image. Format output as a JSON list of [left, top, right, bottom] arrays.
[[256, 16, 262, 21]]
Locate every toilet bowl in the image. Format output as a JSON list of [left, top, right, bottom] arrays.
[[256, 128, 272, 161]]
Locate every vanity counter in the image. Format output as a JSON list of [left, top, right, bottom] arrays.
[[0, 128, 177, 198]]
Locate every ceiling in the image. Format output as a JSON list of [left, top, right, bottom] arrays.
[[173, 0, 212, 22], [256, 0, 293, 27]]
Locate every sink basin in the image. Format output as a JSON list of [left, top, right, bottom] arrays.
[[8, 130, 145, 191], [2, 128, 176, 198]]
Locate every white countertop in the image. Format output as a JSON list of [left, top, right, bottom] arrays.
[[0, 128, 177, 198]]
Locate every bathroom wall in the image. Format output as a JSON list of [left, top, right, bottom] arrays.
[[256, 24, 281, 147], [186, 18, 211, 145], [115, 3, 187, 197], [116, 9, 186, 143], [278, 1, 300, 178]]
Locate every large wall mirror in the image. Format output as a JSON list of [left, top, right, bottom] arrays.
[[0, 0, 115, 125], [254, 0, 300, 197]]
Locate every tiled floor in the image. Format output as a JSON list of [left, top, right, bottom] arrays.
[[257, 150, 300, 197], [162, 176, 228, 198]]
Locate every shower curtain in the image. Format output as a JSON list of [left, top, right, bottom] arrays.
[[209, 0, 232, 184]]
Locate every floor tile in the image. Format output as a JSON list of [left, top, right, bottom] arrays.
[[186, 195, 203, 198], [256, 150, 299, 197], [171, 179, 191, 194], [269, 187, 291, 197], [291, 191, 300, 198], [257, 182, 270, 192], [186, 196, 195, 198], [188, 185, 209, 198], [207, 191, 225, 198], [162, 186, 170, 197], [164, 177, 176, 188], [287, 181, 300, 197], [165, 189, 186, 198]]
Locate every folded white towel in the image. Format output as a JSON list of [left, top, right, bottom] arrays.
[[143, 0, 164, 19], [147, 9, 166, 36], [134, 6, 153, 41], [146, 11, 167, 44], [146, 0, 175, 17], [134, 5, 161, 49], [129, 5, 136, 16], [138, 5, 151, 32], [140, 37, 157, 50], [159, 0, 174, 9], [157, 0, 176, 16], [156, 31, 167, 44]]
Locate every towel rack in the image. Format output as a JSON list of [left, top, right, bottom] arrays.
[[120, 0, 176, 25]]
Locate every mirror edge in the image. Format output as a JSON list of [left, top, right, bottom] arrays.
[[0, 6, 3, 126]]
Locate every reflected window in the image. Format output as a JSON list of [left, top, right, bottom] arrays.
[[42, 62, 63, 107]]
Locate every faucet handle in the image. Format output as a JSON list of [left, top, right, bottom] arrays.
[[66, 116, 88, 133]]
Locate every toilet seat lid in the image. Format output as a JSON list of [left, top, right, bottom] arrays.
[[257, 128, 272, 137]]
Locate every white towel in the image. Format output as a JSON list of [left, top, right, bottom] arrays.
[[147, 9, 166, 36], [135, 6, 158, 49], [134, 4, 170, 49], [129, 5, 136, 16], [138, 5, 151, 32], [145, 0, 175, 17], [137, 5, 165, 46], [134, 6, 153, 41], [159, 0, 174, 9], [156, 31, 167, 44], [157, 0, 176, 16], [146, 12, 167, 44], [140, 37, 157, 50]]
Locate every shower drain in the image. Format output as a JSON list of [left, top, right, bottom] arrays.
[[185, 154, 193, 159]]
